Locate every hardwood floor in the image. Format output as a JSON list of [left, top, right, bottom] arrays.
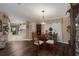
[[0, 41, 70, 56]]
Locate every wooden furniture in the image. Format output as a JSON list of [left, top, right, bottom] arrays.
[[46, 40, 54, 52], [36, 24, 41, 40], [45, 33, 54, 52], [36, 24, 41, 35], [45, 32, 58, 53], [46, 32, 58, 45], [32, 32, 44, 55], [32, 32, 44, 47], [46, 39, 54, 54], [41, 34, 48, 43]]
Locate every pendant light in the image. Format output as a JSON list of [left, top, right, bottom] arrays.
[[41, 10, 46, 24]]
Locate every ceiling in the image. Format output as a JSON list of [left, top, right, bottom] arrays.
[[0, 3, 70, 23]]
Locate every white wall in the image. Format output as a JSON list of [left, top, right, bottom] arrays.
[[44, 23, 62, 43]]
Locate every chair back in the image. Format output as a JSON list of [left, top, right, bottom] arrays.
[[32, 32, 39, 45], [53, 33, 58, 44], [48, 32, 53, 40]]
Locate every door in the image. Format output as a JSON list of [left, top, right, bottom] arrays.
[[36, 24, 41, 36]]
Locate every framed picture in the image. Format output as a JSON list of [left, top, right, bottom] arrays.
[[0, 20, 2, 32]]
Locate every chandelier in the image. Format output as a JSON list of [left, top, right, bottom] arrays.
[[41, 10, 46, 24]]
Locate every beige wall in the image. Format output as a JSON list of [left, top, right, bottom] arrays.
[[27, 22, 36, 39], [62, 14, 70, 44]]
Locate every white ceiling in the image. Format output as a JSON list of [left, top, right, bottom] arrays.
[[0, 3, 70, 23]]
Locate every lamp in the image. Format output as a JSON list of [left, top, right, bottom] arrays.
[[41, 10, 46, 24]]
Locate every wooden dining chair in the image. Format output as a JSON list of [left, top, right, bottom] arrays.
[[46, 32, 58, 46], [32, 32, 44, 51], [32, 32, 44, 55], [46, 40, 54, 48], [45, 32, 56, 54]]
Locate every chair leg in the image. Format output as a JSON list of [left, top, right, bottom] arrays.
[[47, 44, 54, 55], [32, 44, 38, 56], [51, 45, 54, 55], [53, 43, 58, 55], [35, 45, 39, 56]]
